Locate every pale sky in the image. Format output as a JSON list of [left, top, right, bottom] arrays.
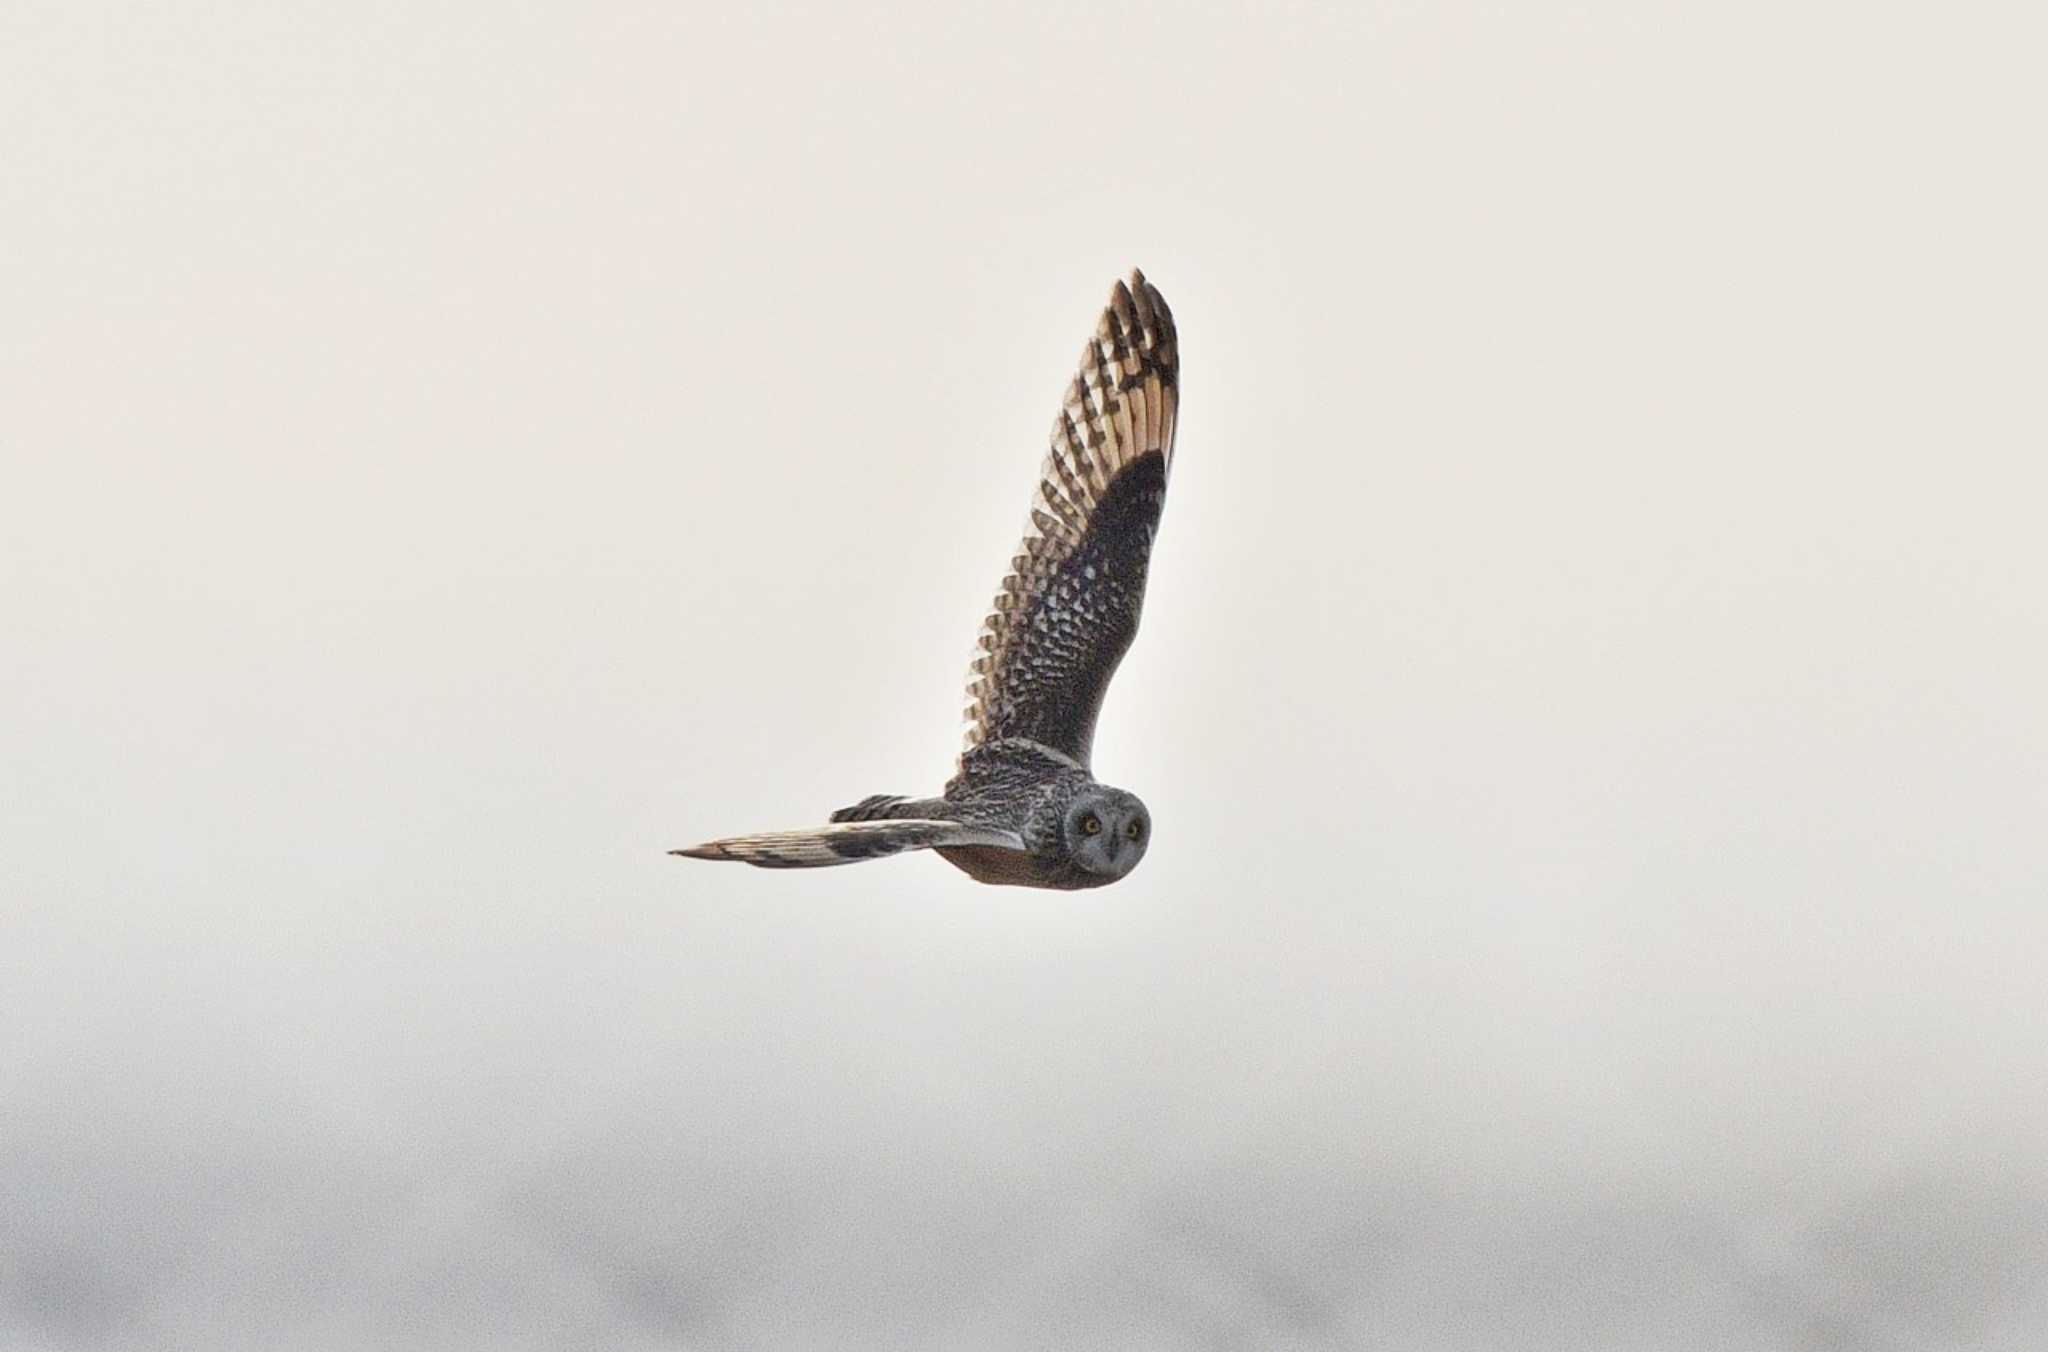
[[5, 3, 2046, 1348]]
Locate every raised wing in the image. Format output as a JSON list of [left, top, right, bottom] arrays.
[[961, 269, 1179, 769]]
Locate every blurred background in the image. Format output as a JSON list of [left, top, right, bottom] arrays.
[[5, 2, 2045, 1347]]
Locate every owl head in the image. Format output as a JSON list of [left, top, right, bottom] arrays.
[[1061, 785, 1151, 881]]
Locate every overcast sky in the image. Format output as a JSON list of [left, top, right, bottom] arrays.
[[5, 2, 2046, 1348]]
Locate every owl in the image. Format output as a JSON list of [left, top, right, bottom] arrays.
[[674, 269, 1178, 889]]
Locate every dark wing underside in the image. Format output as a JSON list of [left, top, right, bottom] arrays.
[[961, 270, 1179, 769]]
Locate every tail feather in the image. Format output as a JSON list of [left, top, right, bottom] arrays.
[[671, 819, 1023, 870]]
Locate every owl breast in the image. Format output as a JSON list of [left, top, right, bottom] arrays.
[[935, 845, 1101, 890]]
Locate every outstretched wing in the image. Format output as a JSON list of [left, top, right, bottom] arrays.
[[671, 820, 1025, 870], [962, 269, 1179, 769]]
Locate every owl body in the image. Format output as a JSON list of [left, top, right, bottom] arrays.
[[828, 743, 1146, 890], [675, 271, 1178, 890]]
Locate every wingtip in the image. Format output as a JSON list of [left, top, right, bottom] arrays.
[[669, 844, 724, 861], [1110, 269, 1150, 315], [1116, 267, 1171, 342], [1103, 268, 1167, 327]]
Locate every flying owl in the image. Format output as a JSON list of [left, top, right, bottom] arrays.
[[673, 269, 1178, 889]]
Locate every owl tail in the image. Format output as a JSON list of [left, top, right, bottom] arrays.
[[671, 819, 1024, 870]]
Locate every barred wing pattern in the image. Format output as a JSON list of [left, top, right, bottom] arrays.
[[670, 819, 1025, 869], [961, 270, 1179, 769]]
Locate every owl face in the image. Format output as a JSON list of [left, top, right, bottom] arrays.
[[1061, 786, 1150, 880]]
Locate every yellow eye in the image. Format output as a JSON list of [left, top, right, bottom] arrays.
[[1125, 820, 1143, 841], [1080, 814, 1102, 836]]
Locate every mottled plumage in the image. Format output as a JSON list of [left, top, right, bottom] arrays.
[[673, 269, 1179, 889]]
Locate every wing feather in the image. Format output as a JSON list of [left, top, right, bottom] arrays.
[[961, 269, 1178, 768], [671, 819, 1025, 870]]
